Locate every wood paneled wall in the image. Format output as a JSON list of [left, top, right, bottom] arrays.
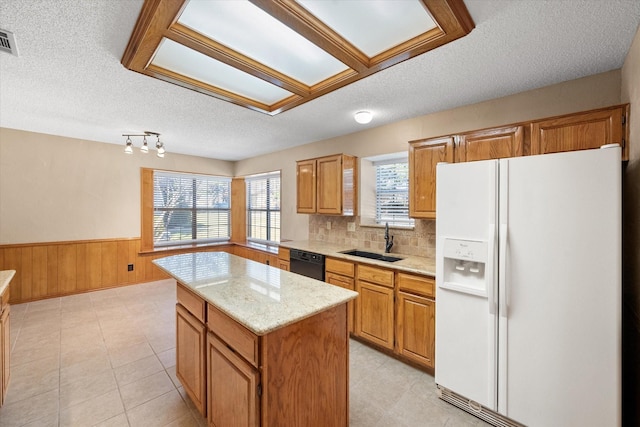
[[0, 238, 233, 304]]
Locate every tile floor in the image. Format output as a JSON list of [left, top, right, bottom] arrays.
[[2, 279, 490, 427]]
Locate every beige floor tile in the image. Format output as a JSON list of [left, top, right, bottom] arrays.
[[157, 347, 176, 369], [60, 342, 109, 367], [21, 413, 61, 427], [60, 309, 98, 329], [25, 298, 61, 313], [120, 370, 176, 410], [4, 355, 59, 405], [163, 413, 202, 427], [108, 341, 155, 368], [165, 365, 181, 388], [102, 328, 148, 350], [60, 352, 113, 385], [59, 369, 118, 409], [146, 332, 176, 354], [126, 389, 191, 427], [59, 389, 124, 427], [93, 413, 131, 427], [0, 388, 59, 427], [114, 354, 164, 387]]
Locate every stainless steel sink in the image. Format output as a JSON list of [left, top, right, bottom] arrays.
[[340, 250, 403, 263]]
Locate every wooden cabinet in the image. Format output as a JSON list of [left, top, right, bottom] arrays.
[[531, 105, 628, 160], [296, 154, 358, 216], [296, 159, 316, 213], [408, 136, 454, 219], [457, 125, 524, 162], [207, 300, 349, 427], [176, 285, 206, 417], [0, 285, 9, 407], [277, 247, 290, 271], [207, 333, 259, 427], [326, 257, 356, 334], [355, 265, 394, 350], [396, 273, 435, 369]]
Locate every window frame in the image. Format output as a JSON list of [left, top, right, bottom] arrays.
[[245, 171, 281, 244], [140, 168, 232, 250]]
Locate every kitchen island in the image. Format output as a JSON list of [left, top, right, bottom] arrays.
[[153, 252, 357, 427]]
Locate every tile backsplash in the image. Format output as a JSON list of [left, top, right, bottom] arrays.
[[308, 215, 436, 259]]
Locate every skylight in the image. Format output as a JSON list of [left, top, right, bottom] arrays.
[[122, 0, 474, 115]]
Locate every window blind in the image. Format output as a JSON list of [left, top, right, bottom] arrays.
[[246, 171, 281, 243], [153, 171, 231, 246], [375, 161, 414, 227]]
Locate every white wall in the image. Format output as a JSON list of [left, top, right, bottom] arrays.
[[0, 128, 234, 244]]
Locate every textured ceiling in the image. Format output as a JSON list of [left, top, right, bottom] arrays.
[[0, 0, 639, 161]]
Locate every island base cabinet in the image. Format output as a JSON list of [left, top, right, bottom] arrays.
[[176, 304, 206, 417], [207, 333, 259, 427], [396, 292, 435, 368], [261, 304, 349, 427]]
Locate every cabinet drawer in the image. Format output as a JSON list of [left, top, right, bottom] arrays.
[[326, 272, 354, 288], [177, 283, 205, 323], [326, 258, 355, 277], [208, 305, 259, 368], [397, 273, 435, 298], [357, 264, 394, 288], [278, 247, 290, 261]]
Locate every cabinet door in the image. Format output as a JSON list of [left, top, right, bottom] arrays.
[[176, 304, 206, 416], [296, 159, 316, 213], [316, 154, 343, 215], [458, 125, 524, 162], [326, 272, 355, 334], [409, 137, 454, 219], [277, 260, 290, 271], [396, 292, 435, 368], [0, 306, 8, 406], [355, 280, 394, 350], [207, 333, 259, 427], [530, 107, 625, 158]]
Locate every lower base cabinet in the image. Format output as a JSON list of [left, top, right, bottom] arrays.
[[207, 333, 259, 427], [176, 304, 206, 416], [396, 291, 435, 368], [0, 285, 10, 407], [355, 280, 394, 350]]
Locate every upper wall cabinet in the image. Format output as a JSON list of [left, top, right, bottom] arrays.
[[457, 125, 524, 162], [530, 105, 629, 160], [296, 154, 358, 216], [408, 137, 454, 219]]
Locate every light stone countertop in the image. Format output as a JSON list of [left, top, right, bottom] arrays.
[[0, 270, 16, 296], [278, 240, 436, 276], [153, 252, 357, 336]]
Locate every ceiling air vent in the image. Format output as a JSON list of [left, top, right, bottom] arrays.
[[0, 29, 19, 56]]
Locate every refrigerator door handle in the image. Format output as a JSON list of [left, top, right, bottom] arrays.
[[487, 224, 496, 315], [499, 223, 508, 318]]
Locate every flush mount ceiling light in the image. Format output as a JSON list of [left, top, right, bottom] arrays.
[[354, 111, 373, 124], [122, 0, 474, 116], [122, 131, 166, 157]]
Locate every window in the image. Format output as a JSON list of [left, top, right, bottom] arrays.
[[246, 171, 281, 243], [375, 160, 414, 227], [153, 171, 231, 247]]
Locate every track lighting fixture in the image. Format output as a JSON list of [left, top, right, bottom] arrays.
[[122, 131, 166, 157]]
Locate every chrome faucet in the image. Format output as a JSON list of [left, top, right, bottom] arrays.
[[384, 222, 394, 253]]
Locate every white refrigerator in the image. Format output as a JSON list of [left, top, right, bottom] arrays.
[[434, 146, 621, 427]]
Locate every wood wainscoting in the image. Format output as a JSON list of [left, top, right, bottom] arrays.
[[0, 239, 233, 304]]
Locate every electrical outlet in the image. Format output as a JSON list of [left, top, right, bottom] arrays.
[[326, 221, 332, 230], [127, 264, 134, 271], [347, 222, 355, 232]]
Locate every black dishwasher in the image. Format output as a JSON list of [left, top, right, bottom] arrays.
[[289, 249, 325, 281]]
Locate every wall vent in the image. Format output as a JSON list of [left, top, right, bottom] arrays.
[[0, 29, 19, 56]]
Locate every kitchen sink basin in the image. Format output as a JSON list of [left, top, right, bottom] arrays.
[[340, 250, 403, 263]]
